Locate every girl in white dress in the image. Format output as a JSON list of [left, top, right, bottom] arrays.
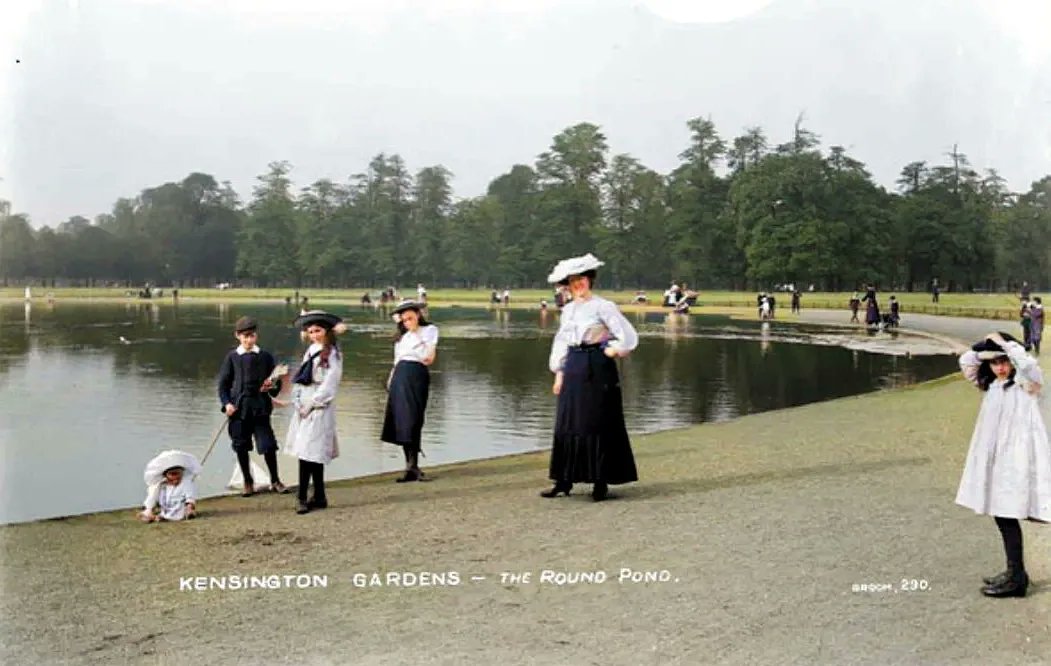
[[956, 331, 1051, 598], [381, 300, 439, 482], [543, 253, 639, 501], [285, 311, 345, 514]]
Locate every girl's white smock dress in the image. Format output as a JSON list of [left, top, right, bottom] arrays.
[[956, 340, 1051, 521]]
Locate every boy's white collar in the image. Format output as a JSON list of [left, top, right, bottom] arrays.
[[236, 345, 261, 355]]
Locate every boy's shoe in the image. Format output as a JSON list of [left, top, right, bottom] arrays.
[[307, 497, 328, 510], [241, 483, 255, 497], [295, 501, 310, 515]]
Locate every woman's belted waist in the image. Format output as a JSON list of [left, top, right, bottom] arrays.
[[569, 343, 604, 352]]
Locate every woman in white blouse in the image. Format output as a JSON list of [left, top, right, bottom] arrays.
[[381, 300, 439, 482], [285, 310, 345, 514], [543, 253, 639, 501]]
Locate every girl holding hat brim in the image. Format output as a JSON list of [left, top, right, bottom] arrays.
[[543, 253, 639, 501], [381, 300, 439, 482], [956, 331, 1051, 598], [284, 310, 345, 514]]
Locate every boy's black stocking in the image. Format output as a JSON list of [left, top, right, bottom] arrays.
[[264, 450, 281, 485], [236, 449, 254, 486]]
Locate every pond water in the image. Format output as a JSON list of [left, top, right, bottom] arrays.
[[0, 301, 957, 524]]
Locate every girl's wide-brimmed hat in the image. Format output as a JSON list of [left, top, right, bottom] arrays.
[[547, 253, 605, 284], [972, 332, 1019, 360], [392, 299, 423, 315], [293, 310, 344, 331], [391, 299, 425, 323], [143, 449, 201, 486]]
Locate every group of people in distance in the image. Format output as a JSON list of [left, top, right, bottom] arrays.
[[133, 260, 1051, 601], [847, 285, 899, 328]]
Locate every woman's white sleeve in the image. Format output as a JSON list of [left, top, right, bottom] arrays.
[[310, 352, 343, 408], [1004, 341, 1043, 386], [184, 479, 197, 503], [958, 350, 981, 385], [423, 326, 439, 354], [601, 301, 639, 353], [549, 321, 571, 374]]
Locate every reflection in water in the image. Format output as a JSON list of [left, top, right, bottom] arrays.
[[0, 302, 957, 524]]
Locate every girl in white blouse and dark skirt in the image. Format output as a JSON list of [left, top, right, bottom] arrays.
[[542, 253, 639, 501], [381, 300, 439, 482]]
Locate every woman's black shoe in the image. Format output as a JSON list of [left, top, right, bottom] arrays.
[[540, 482, 572, 498], [591, 482, 609, 502], [983, 570, 1011, 586], [396, 470, 420, 483], [982, 574, 1029, 598], [295, 501, 310, 515]]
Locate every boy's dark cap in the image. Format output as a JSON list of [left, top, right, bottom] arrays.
[[235, 316, 258, 333]]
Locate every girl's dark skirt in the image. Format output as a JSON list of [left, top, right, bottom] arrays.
[[381, 360, 430, 452], [549, 345, 638, 485]]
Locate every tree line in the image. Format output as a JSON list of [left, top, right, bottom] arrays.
[[2, 116, 1049, 291]]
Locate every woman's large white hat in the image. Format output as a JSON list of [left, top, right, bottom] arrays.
[[143, 449, 202, 485], [547, 253, 605, 284]]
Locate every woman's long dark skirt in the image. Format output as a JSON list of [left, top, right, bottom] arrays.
[[381, 361, 430, 451], [865, 300, 880, 325], [549, 346, 638, 485]]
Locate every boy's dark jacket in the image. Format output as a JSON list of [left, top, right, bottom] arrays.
[[217, 348, 282, 417]]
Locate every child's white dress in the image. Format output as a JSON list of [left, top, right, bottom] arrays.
[[955, 341, 1051, 521], [143, 478, 197, 521]]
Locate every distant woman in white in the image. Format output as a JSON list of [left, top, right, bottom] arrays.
[[285, 310, 345, 515], [956, 331, 1051, 598], [542, 253, 639, 502], [381, 300, 439, 483]]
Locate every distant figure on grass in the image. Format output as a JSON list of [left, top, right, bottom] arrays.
[[217, 316, 287, 496], [956, 332, 1051, 598], [849, 293, 861, 323], [861, 284, 879, 326], [361, 292, 372, 306], [381, 300, 439, 483], [888, 296, 900, 327], [138, 450, 200, 522], [632, 290, 647, 304], [791, 289, 801, 314], [417, 283, 427, 303], [1030, 297, 1044, 355], [767, 293, 776, 319], [1020, 302, 1033, 349], [285, 311, 346, 514], [1021, 281, 1031, 303], [502, 288, 511, 306], [758, 295, 771, 320], [543, 253, 639, 502]]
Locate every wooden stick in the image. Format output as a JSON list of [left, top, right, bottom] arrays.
[[200, 418, 229, 467]]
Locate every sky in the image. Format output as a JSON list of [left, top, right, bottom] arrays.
[[2, 0, 1049, 225]]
